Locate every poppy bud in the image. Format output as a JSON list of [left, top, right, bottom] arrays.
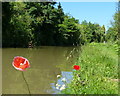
[[73, 65, 80, 70]]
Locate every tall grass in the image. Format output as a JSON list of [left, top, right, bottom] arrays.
[[62, 43, 118, 94]]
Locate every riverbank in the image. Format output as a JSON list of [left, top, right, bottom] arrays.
[[62, 43, 118, 94]]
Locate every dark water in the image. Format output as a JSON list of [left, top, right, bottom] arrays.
[[2, 46, 80, 94]]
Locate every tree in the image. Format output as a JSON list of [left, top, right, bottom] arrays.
[[78, 21, 105, 44], [106, 12, 119, 43], [26, 2, 65, 46], [2, 2, 13, 47], [58, 15, 81, 46], [2, 2, 33, 47]]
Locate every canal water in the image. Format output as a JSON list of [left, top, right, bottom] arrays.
[[2, 46, 80, 94]]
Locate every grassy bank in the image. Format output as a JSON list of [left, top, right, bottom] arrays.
[[63, 43, 118, 94]]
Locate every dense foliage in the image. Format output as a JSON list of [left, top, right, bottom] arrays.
[[106, 8, 119, 43], [2, 2, 117, 47]]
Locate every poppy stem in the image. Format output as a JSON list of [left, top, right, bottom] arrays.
[[22, 71, 31, 96]]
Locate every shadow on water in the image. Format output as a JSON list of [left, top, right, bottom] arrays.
[[2, 46, 81, 94]]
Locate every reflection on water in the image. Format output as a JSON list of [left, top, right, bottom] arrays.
[[2, 46, 80, 94], [50, 71, 73, 94]]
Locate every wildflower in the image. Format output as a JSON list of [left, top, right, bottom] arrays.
[[73, 65, 80, 70], [56, 83, 61, 87], [57, 75, 61, 78], [12, 56, 30, 71], [61, 78, 66, 82], [59, 84, 66, 91], [62, 84, 65, 87], [56, 86, 59, 90]]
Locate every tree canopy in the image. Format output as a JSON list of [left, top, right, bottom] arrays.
[[2, 2, 116, 48]]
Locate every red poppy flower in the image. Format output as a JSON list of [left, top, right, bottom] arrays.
[[73, 65, 80, 70], [12, 56, 30, 71]]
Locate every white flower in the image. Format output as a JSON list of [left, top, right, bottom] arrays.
[[62, 84, 65, 87], [56, 86, 59, 90], [66, 57, 69, 60], [59, 87, 65, 91], [61, 78, 66, 82], [57, 75, 61, 78], [56, 83, 61, 87], [59, 84, 66, 91]]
